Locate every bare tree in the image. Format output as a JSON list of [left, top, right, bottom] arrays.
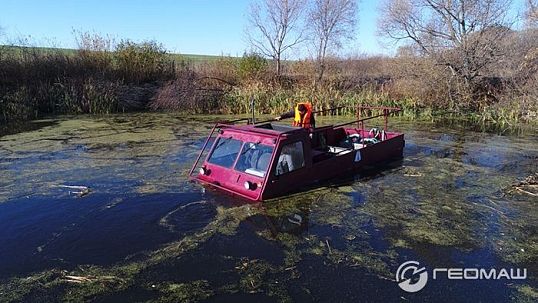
[[309, 0, 358, 82], [378, 0, 513, 84], [246, 0, 306, 77], [0, 25, 5, 60], [526, 0, 538, 27]]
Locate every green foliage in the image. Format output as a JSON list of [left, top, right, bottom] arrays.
[[238, 52, 267, 80], [0, 34, 177, 123], [0, 87, 37, 123], [115, 40, 175, 83], [1, 34, 536, 127], [219, 83, 423, 119]]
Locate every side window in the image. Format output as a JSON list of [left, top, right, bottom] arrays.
[[275, 141, 305, 176], [207, 137, 242, 168]]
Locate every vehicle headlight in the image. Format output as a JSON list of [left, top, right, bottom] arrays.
[[244, 181, 256, 190], [199, 167, 210, 175]]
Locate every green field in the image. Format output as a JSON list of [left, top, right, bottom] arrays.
[[0, 45, 236, 64], [178, 53, 236, 62]]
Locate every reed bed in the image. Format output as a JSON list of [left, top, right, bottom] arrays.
[[1, 36, 536, 128], [0, 37, 174, 124]]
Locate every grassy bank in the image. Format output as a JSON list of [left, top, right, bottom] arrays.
[[0, 39, 175, 123], [1, 36, 537, 128]]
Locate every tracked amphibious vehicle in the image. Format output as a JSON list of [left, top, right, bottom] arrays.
[[189, 106, 404, 201]]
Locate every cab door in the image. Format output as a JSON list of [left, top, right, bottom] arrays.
[[263, 138, 312, 199]]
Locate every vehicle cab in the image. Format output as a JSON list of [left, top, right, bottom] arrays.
[[192, 122, 310, 201]]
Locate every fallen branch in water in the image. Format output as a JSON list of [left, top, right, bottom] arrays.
[[471, 200, 510, 221], [505, 173, 538, 197], [59, 185, 87, 190], [62, 274, 124, 284], [515, 187, 538, 197], [64, 275, 93, 283], [58, 185, 91, 197]]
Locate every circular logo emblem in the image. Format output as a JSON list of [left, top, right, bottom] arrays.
[[396, 261, 428, 292]]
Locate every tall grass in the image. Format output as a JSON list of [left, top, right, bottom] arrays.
[[218, 81, 424, 119], [1, 33, 536, 127], [0, 33, 175, 124]]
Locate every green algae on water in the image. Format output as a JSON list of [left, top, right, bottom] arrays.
[[1, 114, 537, 301]]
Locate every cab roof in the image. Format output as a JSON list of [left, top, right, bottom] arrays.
[[219, 122, 307, 137]]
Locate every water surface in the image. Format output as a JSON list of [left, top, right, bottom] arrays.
[[0, 113, 536, 302]]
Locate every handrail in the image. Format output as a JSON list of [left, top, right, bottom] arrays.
[[356, 106, 401, 111], [188, 123, 219, 177], [333, 112, 396, 128], [254, 106, 348, 125], [312, 106, 348, 115], [215, 117, 251, 124], [253, 117, 278, 124], [355, 106, 401, 132], [255, 105, 401, 133]]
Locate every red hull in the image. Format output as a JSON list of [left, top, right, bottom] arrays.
[[261, 129, 404, 200], [190, 107, 404, 202]]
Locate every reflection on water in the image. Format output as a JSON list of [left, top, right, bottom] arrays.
[[0, 113, 536, 302]]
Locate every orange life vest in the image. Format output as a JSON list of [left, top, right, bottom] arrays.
[[292, 102, 313, 128]]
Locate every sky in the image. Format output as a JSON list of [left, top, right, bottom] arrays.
[[0, 0, 527, 57]]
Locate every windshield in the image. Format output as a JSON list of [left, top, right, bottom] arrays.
[[207, 137, 242, 168], [234, 142, 274, 178]]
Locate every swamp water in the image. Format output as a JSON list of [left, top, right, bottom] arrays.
[[0, 113, 536, 302]]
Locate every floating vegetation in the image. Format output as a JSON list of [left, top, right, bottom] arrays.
[[513, 285, 538, 303], [156, 280, 213, 303], [0, 113, 217, 203], [0, 114, 537, 302]]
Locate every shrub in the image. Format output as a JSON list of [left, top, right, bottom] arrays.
[[114, 40, 175, 83], [238, 52, 268, 80]]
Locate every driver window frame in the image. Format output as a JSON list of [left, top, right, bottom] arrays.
[[274, 140, 305, 176]]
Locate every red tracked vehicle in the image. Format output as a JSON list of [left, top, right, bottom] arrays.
[[189, 106, 405, 202]]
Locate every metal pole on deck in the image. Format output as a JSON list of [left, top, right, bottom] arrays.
[[357, 104, 360, 129], [384, 108, 388, 132], [250, 96, 255, 124]]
